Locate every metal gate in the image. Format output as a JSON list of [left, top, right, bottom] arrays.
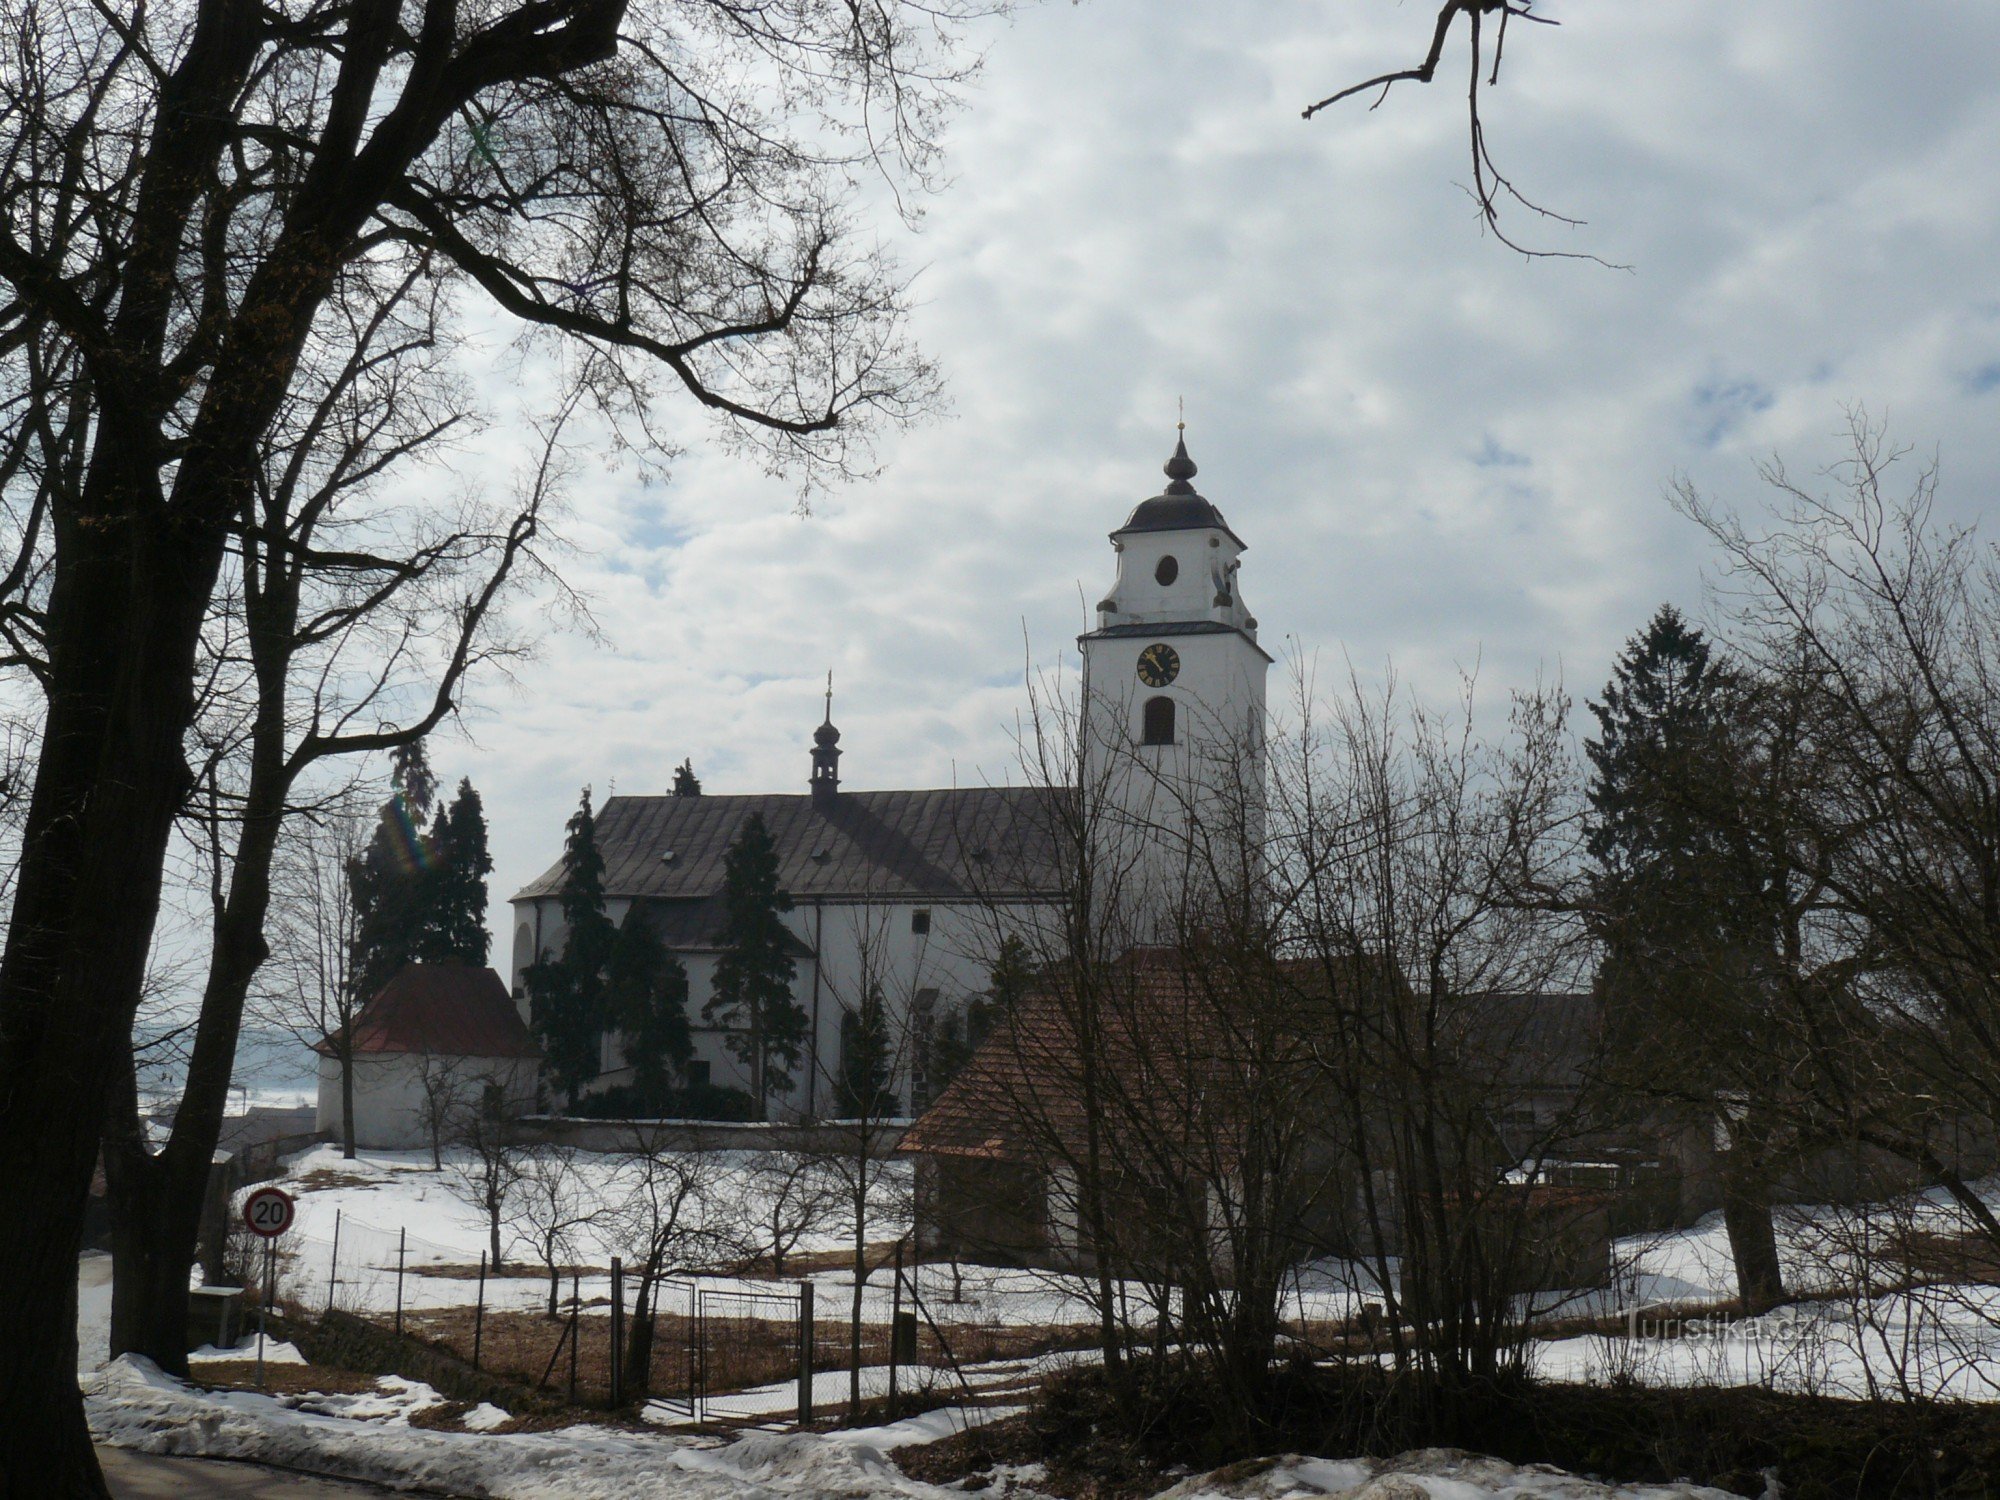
[[694, 1282, 809, 1424], [633, 1278, 697, 1421]]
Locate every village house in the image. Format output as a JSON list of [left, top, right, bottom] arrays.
[[314, 962, 541, 1151]]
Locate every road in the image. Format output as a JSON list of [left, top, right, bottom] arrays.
[[97, 1446, 424, 1498]]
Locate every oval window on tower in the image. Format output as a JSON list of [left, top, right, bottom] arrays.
[[1155, 554, 1179, 586]]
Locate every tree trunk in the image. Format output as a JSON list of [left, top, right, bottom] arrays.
[[623, 1268, 658, 1403], [105, 708, 286, 1374], [1722, 1171, 1785, 1315], [0, 493, 231, 1494], [488, 1204, 503, 1273], [849, 1179, 866, 1416], [340, 1037, 358, 1159]]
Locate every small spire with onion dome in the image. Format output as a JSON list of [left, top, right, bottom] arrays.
[[810, 671, 841, 806], [1163, 419, 1198, 496]]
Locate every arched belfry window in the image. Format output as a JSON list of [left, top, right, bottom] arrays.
[[1142, 695, 1176, 746]]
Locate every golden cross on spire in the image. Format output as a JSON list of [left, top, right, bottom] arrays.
[[824, 670, 833, 722], [1177, 395, 1185, 433]]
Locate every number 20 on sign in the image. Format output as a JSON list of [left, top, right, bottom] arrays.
[[243, 1186, 295, 1239]]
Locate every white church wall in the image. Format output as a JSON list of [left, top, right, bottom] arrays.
[[506, 889, 1046, 1122]]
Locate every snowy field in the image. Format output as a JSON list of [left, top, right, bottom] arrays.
[[71, 1146, 2000, 1498], [76, 1143, 2000, 1408], [228, 1144, 1159, 1339]]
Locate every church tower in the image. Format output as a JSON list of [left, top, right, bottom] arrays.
[[1078, 430, 1270, 928]]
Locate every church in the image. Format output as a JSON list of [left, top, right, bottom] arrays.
[[508, 432, 1270, 1119]]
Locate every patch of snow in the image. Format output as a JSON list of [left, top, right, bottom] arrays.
[[286, 1374, 447, 1425], [85, 1358, 1764, 1500], [188, 1337, 307, 1366], [77, 1252, 113, 1372], [1152, 1450, 1737, 1499], [463, 1402, 513, 1432]]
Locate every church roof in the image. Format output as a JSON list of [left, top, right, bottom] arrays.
[[626, 893, 816, 957], [313, 963, 540, 1060], [1113, 433, 1244, 548], [513, 786, 1067, 905]]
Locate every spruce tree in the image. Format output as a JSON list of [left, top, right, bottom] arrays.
[[1587, 605, 1787, 1311], [424, 777, 494, 964], [835, 983, 897, 1119], [672, 759, 701, 797], [348, 740, 440, 1004], [705, 813, 806, 1117], [606, 911, 693, 1112], [527, 789, 616, 1108]]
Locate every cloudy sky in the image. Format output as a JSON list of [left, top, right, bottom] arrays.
[[424, 0, 2000, 954]]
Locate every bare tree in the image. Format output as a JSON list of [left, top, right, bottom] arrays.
[[414, 1051, 468, 1173], [607, 1126, 738, 1403], [510, 1143, 603, 1318], [745, 1151, 841, 1278], [0, 1, 994, 1479], [1302, 2, 1618, 266], [796, 913, 906, 1414], [443, 1080, 525, 1271], [1674, 413, 2000, 1254], [257, 793, 374, 1158]]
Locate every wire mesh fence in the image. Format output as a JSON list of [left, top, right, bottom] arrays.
[[266, 1210, 1027, 1426]]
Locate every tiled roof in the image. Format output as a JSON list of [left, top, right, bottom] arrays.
[[512, 786, 1066, 905], [899, 956, 1587, 1166], [313, 963, 541, 1060], [900, 947, 1357, 1164]]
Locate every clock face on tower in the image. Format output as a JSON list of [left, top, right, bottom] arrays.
[[1136, 642, 1180, 688]]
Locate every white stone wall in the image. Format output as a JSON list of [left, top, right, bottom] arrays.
[[315, 1051, 538, 1151]]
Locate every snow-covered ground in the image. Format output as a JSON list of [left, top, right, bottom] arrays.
[[245, 1145, 1154, 1340], [84, 1355, 1735, 1499]]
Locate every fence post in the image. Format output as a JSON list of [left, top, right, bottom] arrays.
[[568, 1271, 580, 1403], [256, 1239, 272, 1390], [888, 1241, 903, 1417], [395, 1227, 407, 1336], [326, 1209, 342, 1315], [473, 1251, 487, 1372], [797, 1280, 814, 1427], [609, 1256, 623, 1409]]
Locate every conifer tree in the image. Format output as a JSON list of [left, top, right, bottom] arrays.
[[835, 983, 897, 1119], [348, 741, 440, 1004], [928, 934, 1032, 1092], [607, 912, 693, 1111], [424, 778, 494, 964], [527, 789, 616, 1108], [705, 813, 806, 1117], [672, 759, 702, 797], [1587, 605, 1787, 1311]]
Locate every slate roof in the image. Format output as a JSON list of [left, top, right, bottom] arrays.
[[313, 963, 541, 1060], [627, 894, 815, 958], [513, 787, 1067, 905]]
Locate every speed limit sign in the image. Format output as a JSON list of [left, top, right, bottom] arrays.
[[242, 1186, 296, 1239]]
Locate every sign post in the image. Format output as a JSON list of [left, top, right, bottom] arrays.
[[242, 1187, 296, 1388]]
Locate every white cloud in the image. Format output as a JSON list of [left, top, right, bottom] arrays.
[[360, 0, 2000, 954]]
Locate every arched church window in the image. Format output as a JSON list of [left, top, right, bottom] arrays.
[[1154, 554, 1179, 586], [1142, 695, 1176, 746]]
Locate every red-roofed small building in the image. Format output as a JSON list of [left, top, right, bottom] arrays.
[[313, 962, 542, 1151]]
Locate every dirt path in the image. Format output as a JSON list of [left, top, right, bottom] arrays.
[[97, 1446, 430, 1498]]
